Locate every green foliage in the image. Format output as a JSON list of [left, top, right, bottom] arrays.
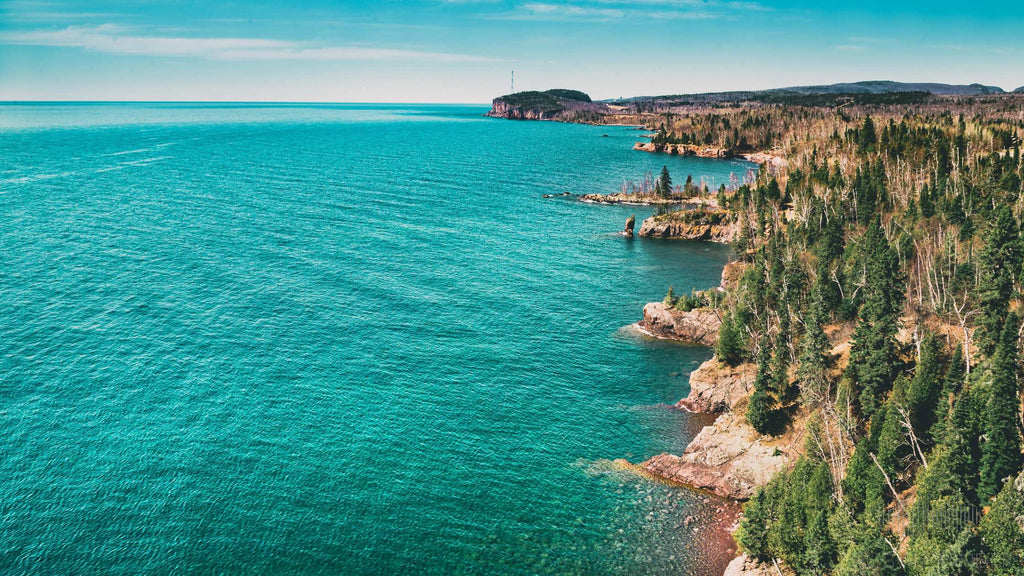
[[976, 207, 1023, 356], [905, 332, 947, 446], [663, 286, 676, 307], [716, 312, 746, 366], [980, 312, 1023, 501], [834, 527, 904, 576], [847, 218, 905, 419], [979, 473, 1024, 575], [656, 165, 672, 198]]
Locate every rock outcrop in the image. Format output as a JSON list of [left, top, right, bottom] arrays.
[[638, 211, 738, 243], [677, 359, 756, 413], [724, 554, 776, 576], [622, 214, 635, 238], [487, 89, 610, 121], [639, 302, 720, 346], [643, 406, 806, 500], [720, 261, 749, 292], [633, 142, 735, 158]]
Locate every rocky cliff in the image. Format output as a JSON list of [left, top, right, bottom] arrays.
[[487, 89, 610, 121], [638, 302, 721, 345], [724, 554, 776, 576], [638, 210, 737, 243], [633, 142, 735, 158], [643, 406, 806, 500], [677, 359, 756, 413]]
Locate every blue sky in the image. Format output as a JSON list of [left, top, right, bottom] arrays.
[[1, 0, 1022, 102]]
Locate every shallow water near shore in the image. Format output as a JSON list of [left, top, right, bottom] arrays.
[[0, 103, 750, 574]]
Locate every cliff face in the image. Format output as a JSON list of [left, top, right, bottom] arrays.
[[643, 406, 806, 500], [633, 142, 735, 158], [639, 302, 720, 345], [635, 260, 803, 501], [723, 555, 775, 576], [677, 359, 756, 413], [488, 98, 563, 120], [486, 89, 611, 121], [638, 211, 738, 243]]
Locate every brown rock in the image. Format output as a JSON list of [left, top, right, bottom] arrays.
[[638, 302, 720, 346], [720, 261, 750, 292], [677, 359, 756, 414], [724, 554, 776, 576], [642, 407, 806, 500], [637, 212, 737, 243]]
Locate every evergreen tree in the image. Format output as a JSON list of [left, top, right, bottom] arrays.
[[977, 207, 1022, 356], [905, 332, 946, 445], [979, 472, 1024, 575], [663, 286, 677, 307], [658, 165, 672, 198], [716, 313, 745, 366], [847, 218, 904, 419], [980, 313, 1023, 501]]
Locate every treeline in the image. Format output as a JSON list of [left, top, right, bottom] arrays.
[[665, 97, 1024, 573]]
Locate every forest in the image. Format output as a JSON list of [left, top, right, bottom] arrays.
[[649, 94, 1024, 574]]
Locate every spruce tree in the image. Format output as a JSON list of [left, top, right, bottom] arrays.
[[980, 313, 1023, 501], [905, 332, 946, 445], [716, 313, 745, 366], [979, 471, 1024, 574], [977, 207, 1022, 356], [847, 218, 904, 419], [658, 165, 672, 198]]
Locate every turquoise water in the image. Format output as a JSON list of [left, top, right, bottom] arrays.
[[0, 103, 751, 575]]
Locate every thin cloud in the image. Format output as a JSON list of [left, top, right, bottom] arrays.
[[0, 24, 500, 62], [489, 0, 767, 22]]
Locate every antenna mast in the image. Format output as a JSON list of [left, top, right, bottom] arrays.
[[511, 70, 514, 93]]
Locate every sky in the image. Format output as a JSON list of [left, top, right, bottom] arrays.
[[1, 0, 1023, 102]]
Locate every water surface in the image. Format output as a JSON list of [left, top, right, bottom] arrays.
[[0, 103, 750, 574]]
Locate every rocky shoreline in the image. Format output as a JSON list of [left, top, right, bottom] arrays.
[[637, 210, 738, 243], [504, 104, 787, 573], [632, 141, 787, 169]]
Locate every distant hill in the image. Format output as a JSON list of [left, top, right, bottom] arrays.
[[488, 81, 1017, 120], [487, 89, 607, 120], [612, 81, 1007, 106], [779, 80, 1004, 95], [1015, 86, 1024, 93]]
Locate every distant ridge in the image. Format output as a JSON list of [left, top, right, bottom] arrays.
[[487, 81, 1018, 121], [613, 80, 1007, 104], [779, 80, 1004, 95], [1015, 86, 1024, 94]]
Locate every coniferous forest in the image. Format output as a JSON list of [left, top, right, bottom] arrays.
[[646, 95, 1024, 574]]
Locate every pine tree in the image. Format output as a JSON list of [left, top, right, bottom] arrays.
[[979, 471, 1024, 574], [905, 332, 946, 445], [976, 207, 1022, 356], [658, 165, 672, 198], [663, 286, 677, 307], [847, 218, 904, 419], [980, 312, 1023, 501], [716, 313, 745, 366]]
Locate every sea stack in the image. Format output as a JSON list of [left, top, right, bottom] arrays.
[[623, 214, 635, 238]]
